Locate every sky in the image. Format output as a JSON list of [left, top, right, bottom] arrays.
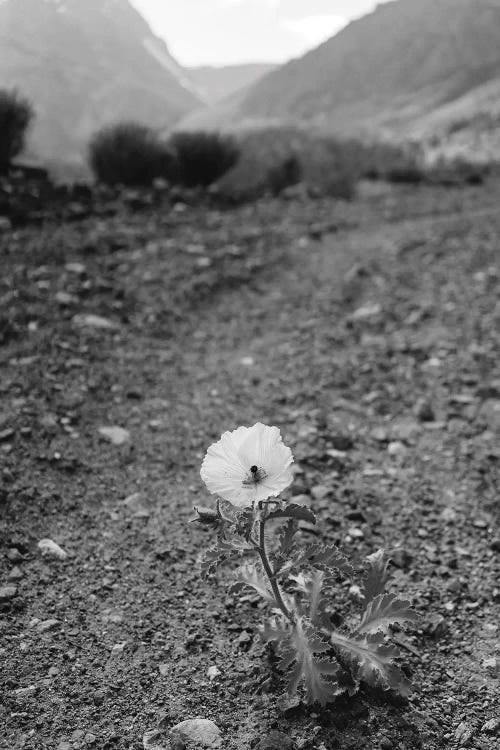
[[130, 0, 392, 68]]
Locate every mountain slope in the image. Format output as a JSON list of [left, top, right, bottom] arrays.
[[188, 63, 277, 105], [236, 0, 500, 137], [0, 0, 202, 165]]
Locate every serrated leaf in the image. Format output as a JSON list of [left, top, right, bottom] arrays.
[[200, 537, 253, 580], [295, 543, 355, 579], [231, 562, 276, 606], [259, 615, 291, 646], [267, 503, 317, 525], [330, 631, 411, 696], [234, 508, 257, 540], [357, 593, 418, 635], [200, 546, 229, 580], [273, 519, 298, 576], [362, 549, 391, 603], [290, 570, 326, 624], [279, 617, 339, 706]]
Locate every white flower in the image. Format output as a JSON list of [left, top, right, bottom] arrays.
[[200, 423, 294, 508]]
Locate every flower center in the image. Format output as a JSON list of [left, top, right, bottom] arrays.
[[242, 465, 267, 487]]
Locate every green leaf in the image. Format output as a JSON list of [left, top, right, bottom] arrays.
[[362, 549, 391, 603], [267, 503, 317, 525], [280, 617, 339, 706], [234, 508, 257, 541], [290, 570, 326, 624], [259, 615, 291, 646], [200, 537, 253, 580], [295, 543, 355, 579], [357, 593, 418, 635], [272, 519, 299, 576], [200, 546, 230, 580], [231, 562, 276, 606], [330, 631, 411, 696]]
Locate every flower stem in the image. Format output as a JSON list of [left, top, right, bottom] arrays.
[[258, 517, 294, 623]]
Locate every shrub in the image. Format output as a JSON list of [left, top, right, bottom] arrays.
[[266, 155, 302, 195], [169, 131, 239, 188], [0, 89, 34, 173], [88, 122, 172, 186]]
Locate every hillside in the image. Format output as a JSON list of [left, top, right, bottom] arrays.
[[0, 0, 202, 165], [233, 0, 500, 140], [188, 63, 276, 104]]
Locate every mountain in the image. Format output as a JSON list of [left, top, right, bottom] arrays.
[[0, 0, 202, 166], [188, 63, 276, 105], [228, 0, 500, 141]]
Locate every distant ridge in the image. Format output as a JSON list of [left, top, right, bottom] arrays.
[[0, 0, 202, 165]]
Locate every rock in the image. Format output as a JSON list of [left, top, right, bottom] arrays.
[[37, 619, 60, 633], [55, 291, 77, 306], [57, 742, 72, 750], [455, 722, 474, 746], [481, 718, 500, 735], [73, 314, 119, 330], [483, 657, 499, 675], [206, 665, 221, 681], [380, 739, 393, 750], [490, 539, 500, 553], [65, 262, 86, 275], [123, 492, 149, 517], [143, 729, 169, 750], [8, 566, 23, 581], [98, 426, 130, 445], [415, 398, 435, 422], [390, 548, 413, 569], [257, 732, 295, 750], [423, 613, 448, 639], [170, 718, 222, 749], [351, 302, 382, 321], [0, 584, 17, 600], [38, 538, 67, 560], [0, 427, 15, 442], [311, 484, 331, 500]]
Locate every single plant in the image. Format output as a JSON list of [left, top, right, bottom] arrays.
[[168, 131, 239, 188], [196, 423, 418, 706]]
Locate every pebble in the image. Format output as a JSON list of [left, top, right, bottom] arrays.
[[170, 718, 222, 749], [311, 485, 330, 500], [415, 398, 435, 422], [455, 722, 474, 746], [143, 729, 168, 750], [38, 538, 67, 560], [0, 584, 17, 600], [380, 739, 393, 750], [351, 302, 382, 320], [73, 314, 119, 330], [482, 718, 500, 734], [490, 539, 500, 553], [483, 657, 499, 675], [8, 566, 23, 581], [98, 426, 130, 445], [0, 427, 15, 441], [37, 619, 60, 633], [257, 732, 295, 750]]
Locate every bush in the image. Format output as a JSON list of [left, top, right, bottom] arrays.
[[169, 131, 239, 188], [88, 122, 172, 186], [0, 89, 34, 173], [266, 155, 302, 195]]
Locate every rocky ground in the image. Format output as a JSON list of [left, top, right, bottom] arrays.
[[1, 179, 499, 750]]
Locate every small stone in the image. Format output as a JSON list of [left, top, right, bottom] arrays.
[[158, 663, 169, 676], [380, 739, 393, 750], [143, 729, 169, 750], [8, 566, 23, 581], [0, 584, 17, 600], [415, 399, 435, 422], [371, 426, 388, 442], [73, 314, 119, 330], [55, 291, 77, 306], [481, 718, 500, 735], [455, 721, 474, 746], [37, 619, 60, 633], [0, 427, 14, 442], [490, 539, 500, 553], [170, 718, 222, 749], [65, 262, 86, 274], [311, 485, 331, 500], [257, 732, 295, 750], [348, 527, 364, 540], [13, 686, 36, 699], [84, 733, 97, 744], [57, 743, 72, 750], [423, 613, 448, 639], [239, 356, 254, 366], [388, 440, 406, 456], [391, 548, 413, 568], [483, 657, 499, 675], [351, 302, 382, 320], [206, 665, 221, 681], [98, 426, 130, 445], [7, 547, 23, 562], [38, 538, 67, 560]]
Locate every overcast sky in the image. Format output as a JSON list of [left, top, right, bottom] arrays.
[[131, 0, 392, 67]]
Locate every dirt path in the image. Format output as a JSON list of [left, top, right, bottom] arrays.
[[1, 183, 499, 749]]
